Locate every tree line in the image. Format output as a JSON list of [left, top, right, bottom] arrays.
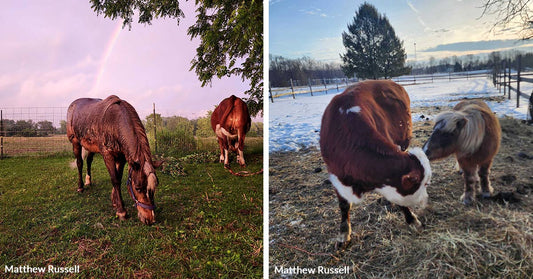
[[144, 112, 263, 138], [0, 119, 65, 137]]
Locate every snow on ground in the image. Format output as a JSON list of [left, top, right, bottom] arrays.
[[269, 77, 532, 152]]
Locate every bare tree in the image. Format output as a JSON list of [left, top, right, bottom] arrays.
[[480, 0, 533, 40]]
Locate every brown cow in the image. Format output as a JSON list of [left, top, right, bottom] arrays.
[[320, 80, 432, 246], [211, 95, 251, 168]]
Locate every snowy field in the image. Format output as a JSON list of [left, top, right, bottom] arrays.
[[269, 76, 532, 152]]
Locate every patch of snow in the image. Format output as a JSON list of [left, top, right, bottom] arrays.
[[269, 77, 532, 152]]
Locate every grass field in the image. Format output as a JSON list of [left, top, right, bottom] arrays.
[[0, 143, 263, 278]]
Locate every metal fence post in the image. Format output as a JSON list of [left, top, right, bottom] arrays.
[[153, 103, 157, 154], [1, 110, 3, 159]]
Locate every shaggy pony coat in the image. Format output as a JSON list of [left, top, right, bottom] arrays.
[[423, 100, 501, 204]]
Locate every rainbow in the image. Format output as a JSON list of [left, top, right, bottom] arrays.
[[91, 22, 123, 95]]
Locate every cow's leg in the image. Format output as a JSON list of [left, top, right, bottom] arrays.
[[72, 141, 84, 192], [217, 137, 225, 164], [335, 190, 352, 247], [103, 154, 127, 220], [459, 162, 478, 205], [399, 206, 423, 229], [236, 129, 246, 167], [479, 161, 494, 198], [85, 151, 95, 186]]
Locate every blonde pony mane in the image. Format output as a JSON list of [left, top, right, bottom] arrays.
[[435, 104, 486, 155]]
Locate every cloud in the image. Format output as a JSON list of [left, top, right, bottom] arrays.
[[300, 8, 328, 18], [422, 39, 533, 52]]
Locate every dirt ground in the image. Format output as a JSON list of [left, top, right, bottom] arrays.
[[269, 100, 533, 278]]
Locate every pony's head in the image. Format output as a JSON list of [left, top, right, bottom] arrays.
[[128, 160, 163, 225], [423, 109, 484, 160]]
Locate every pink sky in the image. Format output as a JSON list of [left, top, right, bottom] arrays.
[[0, 0, 254, 120]]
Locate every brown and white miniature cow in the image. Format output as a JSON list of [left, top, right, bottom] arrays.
[[423, 100, 501, 205], [320, 80, 432, 246], [211, 95, 251, 168]]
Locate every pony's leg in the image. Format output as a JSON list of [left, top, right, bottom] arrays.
[[399, 206, 423, 229], [72, 142, 84, 192], [460, 165, 478, 205], [103, 154, 127, 220], [335, 190, 352, 248], [236, 129, 246, 167], [479, 162, 494, 198], [85, 151, 95, 186]]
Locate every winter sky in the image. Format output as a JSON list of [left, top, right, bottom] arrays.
[[0, 0, 251, 120], [269, 0, 533, 63]]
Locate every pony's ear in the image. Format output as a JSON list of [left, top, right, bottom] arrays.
[[153, 160, 164, 169], [456, 118, 467, 130]]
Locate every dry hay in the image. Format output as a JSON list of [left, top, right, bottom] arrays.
[[269, 105, 533, 278]]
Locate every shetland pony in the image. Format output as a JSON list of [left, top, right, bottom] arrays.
[[423, 100, 501, 205], [67, 95, 161, 225]]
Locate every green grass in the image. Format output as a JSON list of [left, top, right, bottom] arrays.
[[0, 148, 263, 278]]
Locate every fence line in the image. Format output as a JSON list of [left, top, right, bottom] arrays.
[[494, 55, 533, 111], [0, 107, 69, 158], [269, 71, 490, 102]]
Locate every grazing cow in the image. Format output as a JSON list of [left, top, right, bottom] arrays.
[[320, 80, 432, 246], [67, 95, 161, 225], [211, 95, 251, 168], [423, 100, 501, 205]]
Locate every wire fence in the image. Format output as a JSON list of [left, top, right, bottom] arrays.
[[0, 107, 70, 157]]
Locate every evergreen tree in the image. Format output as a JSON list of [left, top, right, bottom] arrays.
[[341, 3, 409, 79]]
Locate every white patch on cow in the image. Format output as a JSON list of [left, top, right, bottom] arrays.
[[329, 174, 363, 204], [84, 174, 91, 186], [215, 124, 225, 138], [346, 106, 361, 114], [409, 147, 432, 191], [397, 145, 402, 151], [375, 184, 428, 208], [338, 107, 345, 114]]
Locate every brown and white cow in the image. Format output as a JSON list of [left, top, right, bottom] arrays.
[[211, 95, 251, 168], [320, 80, 432, 246]]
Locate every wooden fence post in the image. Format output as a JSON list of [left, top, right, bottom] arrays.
[[269, 83, 274, 103], [308, 78, 313, 96], [323, 78, 327, 93], [503, 60, 507, 96], [508, 59, 511, 100], [290, 78, 295, 99], [517, 55, 521, 108]]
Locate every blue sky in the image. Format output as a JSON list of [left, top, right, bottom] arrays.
[[269, 0, 533, 63]]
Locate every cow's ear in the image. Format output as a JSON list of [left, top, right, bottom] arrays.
[[401, 171, 421, 191]]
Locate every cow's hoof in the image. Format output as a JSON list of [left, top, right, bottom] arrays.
[[335, 240, 351, 250], [409, 219, 424, 232], [224, 164, 230, 169], [77, 187, 84, 193]]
